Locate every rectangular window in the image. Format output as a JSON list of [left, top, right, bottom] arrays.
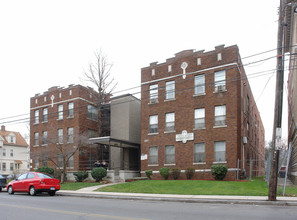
[[58, 155, 63, 167], [149, 115, 158, 133], [42, 131, 48, 145], [214, 70, 226, 91], [149, 146, 158, 165], [68, 102, 74, 118], [194, 143, 205, 163], [168, 65, 172, 72], [149, 84, 158, 103], [58, 104, 63, 120], [197, 58, 201, 65], [34, 133, 39, 146], [2, 148, 6, 157], [214, 141, 226, 162], [214, 105, 226, 126], [10, 149, 13, 157], [166, 81, 175, 100], [194, 108, 205, 129], [217, 53, 222, 61], [88, 105, 98, 121], [43, 108, 48, 122], [165, 113, 175, 132], [2, 163, 6, 171], [34, 156, 39, 168], [165, 145, 175, 164], [58, 129, 63, 144], [42, 155, 48, 167], [194, 74, 205, 95], [35, 110, 39, 124], [68, 127, 74, 143], [68, 155, 74, 168], [10, 163, 13, 171]]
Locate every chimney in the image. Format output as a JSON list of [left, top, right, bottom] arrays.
[[1, 125, 5, 131]]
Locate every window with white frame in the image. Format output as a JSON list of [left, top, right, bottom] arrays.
[[34, 132, 39, 146], [42, 131, 48, 145], [165, 145, 175, 164], [149, 84, 158, 103], [68, 127, 74, 143], [168, 65, 172, 72], [2, 148, 6, 157], [214, 105, 226, 126], [10, 149, 13, 157], [165, 81, 175, 100], [217, 53, 222, 61], [58, 129, 63, 144], [197, 58, 201, 65], [68, 102, 74, 118], [58, 104, 63, 120], [43, 108, 48, 122], [68, 155, 74, 168], [214, 141, 226, 162], [194, 143, 205, 163], [88, 105, 98, 121], [194, 74, 205, 95], [194, 108, 205, 129], [165, 113, 175, 132], [35, 110, 39, 124], [214, 70, 226, 91], [149, 115, 158, 133], [149, 146, 158, 165]]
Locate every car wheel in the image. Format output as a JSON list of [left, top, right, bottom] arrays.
[[8, 186, 14, 195], [48, 191, 56, 196], [29, 186, 36, 196], [0, 187, 2, 192]]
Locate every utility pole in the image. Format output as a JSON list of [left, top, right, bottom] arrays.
[[268, 0, 285, 201]]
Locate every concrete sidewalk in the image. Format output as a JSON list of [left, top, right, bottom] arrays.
[[57, 184, 297, 206]]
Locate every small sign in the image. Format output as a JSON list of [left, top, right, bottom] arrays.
[[176, 130, 194, 144], [141, 154, 147, 160]]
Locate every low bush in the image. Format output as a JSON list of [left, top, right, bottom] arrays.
[[211, 165, 228, 180], [91, 167, 107, 182], [145, 170, 153, 180], [171, 168, 181, 180], [159, 167, 170, 180], [36, 166, 54, 175], [73, 171, 89, 182], [185, 167, 195, 180]]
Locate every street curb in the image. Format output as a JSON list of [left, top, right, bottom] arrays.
[[57, 191, 297, 206]]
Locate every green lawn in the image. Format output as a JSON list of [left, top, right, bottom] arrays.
[[96, 179, 297, 197], [60, 182, 102, 190]]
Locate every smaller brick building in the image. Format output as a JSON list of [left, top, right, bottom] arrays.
[[140, 45, 265, 180]]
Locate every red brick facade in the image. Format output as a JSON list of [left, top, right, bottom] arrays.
[[30, 85, 108, 171], [140, 45, 265, 180]]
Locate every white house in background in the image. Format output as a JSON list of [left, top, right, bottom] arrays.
[[0, 125, 29, 176]]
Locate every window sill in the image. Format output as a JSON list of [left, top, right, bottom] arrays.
[[33, 145, 39, 147], [193, 162, 206, 165], [148, 164, 159, 167], [148, 132, 159, 136], [67, 116, 74, 119], [41, 144, 48, 147], [164, 164, 176, 166], [193, 127, 206, 130], [213, 125, 227, 128], [164, 130, 175, 134], [42, 121, 48, 124], [213, 161, 227, 164], [213, 89, 227, 94], [57, 118, 63, 121], [164, 98, 176, 102], [193, 93, 206, 97], [148, 100, 159, 105], [33, 123, 39, 125]]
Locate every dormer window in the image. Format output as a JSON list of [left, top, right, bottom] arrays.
[[8, 133, 16, 144]]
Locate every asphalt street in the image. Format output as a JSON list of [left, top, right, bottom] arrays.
[[0, 192, 297, 220]]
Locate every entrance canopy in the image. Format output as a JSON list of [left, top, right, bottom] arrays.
[[89, 136, 140, 149]]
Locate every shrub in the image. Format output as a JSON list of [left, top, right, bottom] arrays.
[[73, 171, 89, 182], [91, 167, 107, 182], [171, 168, 181, 180], [36, 166, 54, 175], [159, 167, 170, 180], [185, 167, 195, 180], [145, 170, 153, 180], [211, 165, 228, 180]]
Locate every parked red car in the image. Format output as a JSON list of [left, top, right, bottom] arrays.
[[7, 172, 60, 196]]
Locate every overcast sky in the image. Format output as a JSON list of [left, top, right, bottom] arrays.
[[0, 0, 287, 143]]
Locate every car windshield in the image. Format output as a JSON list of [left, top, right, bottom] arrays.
[[37, 173, 53, 179]]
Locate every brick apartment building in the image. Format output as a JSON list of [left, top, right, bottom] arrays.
[[140, 45, 265, 180], [30, 85, 109, 172]]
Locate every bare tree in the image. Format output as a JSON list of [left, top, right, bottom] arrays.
[[83, 50, 117, 136]]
